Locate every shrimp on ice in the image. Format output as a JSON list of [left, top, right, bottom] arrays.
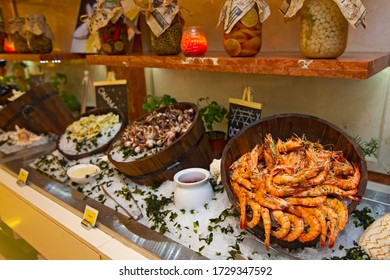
[[246, 199, 262, 229]]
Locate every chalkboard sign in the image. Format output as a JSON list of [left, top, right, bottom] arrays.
[[227, 98, 262, 140], [94, 80, 128, 119]]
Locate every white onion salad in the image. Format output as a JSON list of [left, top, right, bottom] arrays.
[[299, 0, 349, 58]]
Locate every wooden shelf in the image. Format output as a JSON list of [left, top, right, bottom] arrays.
[[86, 52, 390, 79], [0, 52, 86, 62]]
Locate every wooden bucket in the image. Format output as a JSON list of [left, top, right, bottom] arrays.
[[0, 83, 74, 135], [56, 108, 127, 160], [108, 103, 214, 186], [221, 113, 368, 249]]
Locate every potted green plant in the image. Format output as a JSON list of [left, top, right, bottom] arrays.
[[141, 94, 177, 112], [197, 97, 229, 158]]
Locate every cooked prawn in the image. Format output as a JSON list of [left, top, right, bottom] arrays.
[[231, 181, 248, 230], [231, 170, 255, 191], [285, 195, 326, 207], [280, 213, 304, 242], [273, 166, 323, 187], [261, 207, 271, 251], [246, 199, 262, 228], [276, 137, 304, 154], [266, 172, 303, 197], [304, 207, 327, 249], [294, 184, 359, 200], [271, 210, 291, 239], [289, 206, 321, 243], [254, 180, 289, 210], [324, 198, 348, 231], [318, 205, 339, 248], [328, 162, 361, 190]]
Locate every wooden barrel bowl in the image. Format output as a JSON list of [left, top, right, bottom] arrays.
[[0, 83, 74, 135], [221, 113, 368, 250], [57, 107, 127, 160], [108, 102, 214, 186]]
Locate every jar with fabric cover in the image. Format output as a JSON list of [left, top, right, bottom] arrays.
[[141, 0, 184, 55], [299, 0, 348, 58], [8, 17, 30, 53], [83, 0, 139, 55], [219, 0, 270, 57], [280, 0, 367, 59], [25, 14, 53, 53]]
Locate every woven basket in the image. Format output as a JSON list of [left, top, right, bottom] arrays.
[[221, 113, 368, 249], [108, 102, 213, 186], [57, 108, 127, 160]]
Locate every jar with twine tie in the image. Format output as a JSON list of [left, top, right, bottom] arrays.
[[218, 0, 270, 57], [280, 0, 367, 58], [82, 0, 139, 55], [8, 17, 30, 53], [25, 14, 53, 53], [137, 0, 184, 55]]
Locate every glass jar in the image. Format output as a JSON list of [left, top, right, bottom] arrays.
[[98, 17, 129, 55], [8, 17, 30, 53], [223, 5, 262, 57], [300, 0, 348, 58], [151, 15, 183, 55], [181, 26, 208, 57], [25, 14, 53, 53]]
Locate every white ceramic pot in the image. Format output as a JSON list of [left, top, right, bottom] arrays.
[[173, 168, 214, 210]]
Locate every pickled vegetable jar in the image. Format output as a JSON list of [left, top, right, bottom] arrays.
[[25, 14, 53, 53], [151, 15, 183, 55], [300, 0, 348, 58], [98, 17, 129, 55], [223, 5, 262, 57], [8, 17, 30, 53]]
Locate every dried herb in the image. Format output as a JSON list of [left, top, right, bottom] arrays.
[[352, 206, 376, 229], [144, 194, 173, 235], [323, 242, 370, 260]]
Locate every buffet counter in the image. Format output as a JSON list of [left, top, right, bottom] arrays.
[[0, 142, 205, 260], [0, 142, 389, 260]]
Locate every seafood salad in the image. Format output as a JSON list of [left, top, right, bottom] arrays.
[[0, 125, 48, 154], [58, 112, 122, 155], [229, 134, 361, 250], [110, 108, 194, 162]]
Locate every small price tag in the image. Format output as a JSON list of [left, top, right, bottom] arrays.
[[17, 168, 29, 186], [81, 205, 99, 230]]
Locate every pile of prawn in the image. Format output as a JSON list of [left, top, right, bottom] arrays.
[[229, 133, 361, 250]]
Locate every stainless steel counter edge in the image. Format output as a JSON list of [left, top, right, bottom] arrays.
[[0, 150, 207, 260]]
